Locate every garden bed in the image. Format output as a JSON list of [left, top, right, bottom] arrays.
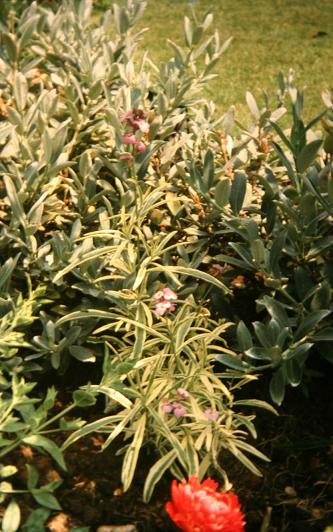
[[1, 2, 333, 531], [4, 361, 332, 531]]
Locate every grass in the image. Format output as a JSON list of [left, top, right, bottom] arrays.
[[97, 0, 333, 121]]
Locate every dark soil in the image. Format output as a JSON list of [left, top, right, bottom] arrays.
[[2, 362, 333, 532]]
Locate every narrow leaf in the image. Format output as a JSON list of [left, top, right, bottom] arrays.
[[14, 72, 28, 112], [152, 265, 230, 294], [229, 172, 247, 214], [143, 450, 177, 502], [121, 414, 146, 492]]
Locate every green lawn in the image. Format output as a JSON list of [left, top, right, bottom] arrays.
[[97, 0, 333, 120]]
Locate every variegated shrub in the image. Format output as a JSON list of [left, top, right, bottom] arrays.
[[0, 1, 276, 518]]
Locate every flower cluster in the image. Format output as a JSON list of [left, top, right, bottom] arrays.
[[161, 401, 187, 417], [160, 388, 190, 418], [166, 476, 246, 532], [160, 387, 220, 421], [120, 108, 149, 160], [153, 287, 178, 316]]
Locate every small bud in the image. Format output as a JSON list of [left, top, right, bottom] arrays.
[[122, 133, 137, 145], [177, 388, 189, 398], [136, 142, 146, 153]]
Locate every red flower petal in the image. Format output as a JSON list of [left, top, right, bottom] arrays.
[[166, 476, 245, 532]]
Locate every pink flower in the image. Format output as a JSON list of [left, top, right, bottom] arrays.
[[172, 402, 187, 418], [162, 287, 178, 301], [204, 409, 219, 421], [153, 290, 165, 302], [155, 301, 176, 316], [160, 401, 186, 417], [136, 141, 146, 153], [161, 401, 174, 413], [155, 302, 166, 316], [136, 120, 149, 133], [177, 388, 190, 399], [153, 288, 178, 316], [166, 476, 246, 532], [153, 288, 177, 302], [122, 133, 137, 145]]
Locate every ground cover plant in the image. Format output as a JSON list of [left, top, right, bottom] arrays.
[[0, 0, 332, 530]]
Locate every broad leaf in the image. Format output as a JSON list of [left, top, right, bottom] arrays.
[[22, 435, 66, 471]]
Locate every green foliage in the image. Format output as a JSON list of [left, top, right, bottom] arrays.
[[184, 72, 333, 404], [0, 0, 272, 509], [0, 374, 88, 528], [0, 0, 332, 524]]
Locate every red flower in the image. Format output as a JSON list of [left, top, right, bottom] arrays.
[[165, 476, 245, 532]]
